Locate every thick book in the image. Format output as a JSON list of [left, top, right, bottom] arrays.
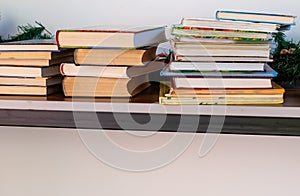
[[0, 76, 62, 86], [62, 75, 150, 97], [60, 60, 165, 78], [168, 62, 266, 71], [181, 18, 278, 32], [171, 25, 270, 40], [0, 84, 61, 96], [0, 65, 60, 77], [0, 50, 73, 60], [0, 39, 58, 51], [216, 10, 296, 25], [0, 56, 72, 67], [0, 50, 74, 67], [56, 25, 167, 48], [161, 64, 277, 78], [74, 47, 157, 66]]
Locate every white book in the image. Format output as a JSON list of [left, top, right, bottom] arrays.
[[169, 62, 265, 71], [181, 18, 278, 32], [173, 77, 272, 88]]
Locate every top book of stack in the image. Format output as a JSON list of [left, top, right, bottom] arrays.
[[0, 39, 58, 51], [56, 25, 167, 49], [216, 10, 296, 26]]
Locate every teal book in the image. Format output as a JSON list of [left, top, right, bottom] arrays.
[[216, 10, 296, 26]]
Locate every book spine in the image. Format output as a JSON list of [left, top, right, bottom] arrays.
[[215, 10, 221, 20], [60, 63, 65, 75], [55, 31, 61, 47]]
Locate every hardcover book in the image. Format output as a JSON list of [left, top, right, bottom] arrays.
[[56, 25, 167, 49], [0, 76, 62, 86], [0, 48, 73, 67], [168, 62, 266, 71], [160, 64, 277, 78], [170, 81, 285, 96], [171, 40, 271, 50], [175, 56, 273, 62], [159, 95, 283, 105], [216, 10, 296, 25], [74, 47, 157, 66], [173, 47, 270, 57], [0, 65, 60, 77], [62, 75, 150, 97], [181, 18, 278, 32], [171, 25, 270, 40], [0, 39, 58, 51], [60, 60, 165, 78], [0, 84, 61, 95], [159, 82, 284, 105]]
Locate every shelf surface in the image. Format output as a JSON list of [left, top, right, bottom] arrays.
[[0, 83, 299, 118], [0, 83, 299, 135]]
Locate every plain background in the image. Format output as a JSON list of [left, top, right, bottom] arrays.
[[0, 1, 300, 195], [0, 0, 299, 40], [1, 126, 300, 196]]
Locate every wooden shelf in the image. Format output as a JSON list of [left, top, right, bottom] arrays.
[[0, 82, 299, 136]]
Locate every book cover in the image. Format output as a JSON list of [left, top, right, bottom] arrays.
[[216, 10, 296, 25], [0, 76, 62, 87], [60, 60, 165, 78], [168, 62, 266, 71], [74, 47, 157, 66], [170, 82, 285, 95], [171, 25, 270, 40], [56, 25, 167, 49], [62, 75, 150, 97], [0, 84, 61, 95], [0, 39, 58, 51], [159, 83, 284, 105], [0, 65, 60, 77], [160, 64, 278, 78], [180, 18, 278, 33], [175, 56, 273, 62]]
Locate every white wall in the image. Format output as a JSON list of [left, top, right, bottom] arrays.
[[0, 0, 300, 40], [1, 126, 300, 196]]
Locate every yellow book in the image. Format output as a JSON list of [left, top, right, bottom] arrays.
[[159, 82, 284, 105]]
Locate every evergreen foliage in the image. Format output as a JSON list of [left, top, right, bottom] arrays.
[[0, 21, 53, 43], [270, 32, 300, 84]]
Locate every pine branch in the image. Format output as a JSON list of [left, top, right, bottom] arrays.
[[0, 22, 53, 43]]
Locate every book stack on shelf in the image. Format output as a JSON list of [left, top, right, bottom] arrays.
[[56, 25, 167, 97], [160, 10, 296, 104], [0, 39, 73, 95]]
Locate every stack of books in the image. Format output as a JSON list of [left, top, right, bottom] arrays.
[[0, 39, 73, 95], [160, 10, 296, 104], [56, 25, 167, 97]]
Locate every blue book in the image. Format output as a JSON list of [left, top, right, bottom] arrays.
[[160, 64, 278, 78], [216, 10, 296, 26]]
